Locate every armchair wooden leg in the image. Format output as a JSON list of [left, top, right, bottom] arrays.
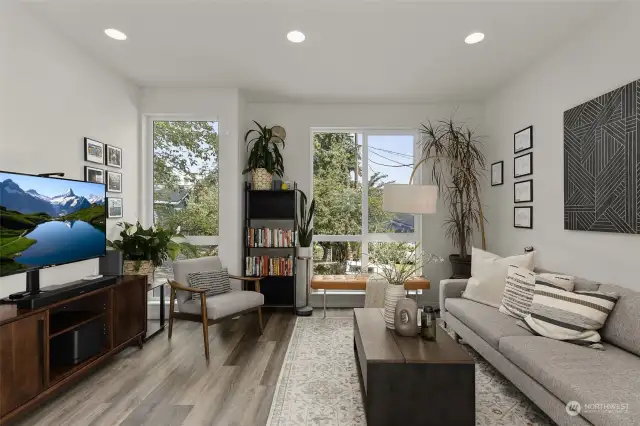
[[257, 307, 264, 335], [168, 288, 176, 340], [200, 293, 210, 360]]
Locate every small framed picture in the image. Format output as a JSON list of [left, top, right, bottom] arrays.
[[514, 152, 533, 178], [514, 206, 533, 229], [84, 138, 104, 164], [491, 161, 504, 186], [514, 179, 533, 203], [106, 197, 123, 218], [106, 171, 122, 193], [514, 126, 533, 153], [106, 145, 122, 168], [84, 166, 104, 184]]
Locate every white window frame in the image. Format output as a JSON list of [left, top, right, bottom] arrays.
[[310, 128, 421, 274]]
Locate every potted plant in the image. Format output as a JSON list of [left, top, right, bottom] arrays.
[[107, 222, 197, 283], [296, 189, 315, 257], [243, 121, 285, 190], [418, 118, 486, 278], [369, 243, 443, 329]]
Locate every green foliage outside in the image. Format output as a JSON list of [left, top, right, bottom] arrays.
[[312, 133, 406, 274], [153, 121, 219, 237]]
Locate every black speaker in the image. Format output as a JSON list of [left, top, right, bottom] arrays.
[[99, 250, 123, 275]]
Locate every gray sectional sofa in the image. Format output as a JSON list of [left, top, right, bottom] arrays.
[[439, 269, 640, 426]]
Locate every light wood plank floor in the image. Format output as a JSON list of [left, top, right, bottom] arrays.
[[15, 309, 352, 426]]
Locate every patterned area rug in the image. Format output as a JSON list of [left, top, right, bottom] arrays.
[[266, 316, 555, 426]]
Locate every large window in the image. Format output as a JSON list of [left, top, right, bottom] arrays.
[[151, 120, 219, 286], [312, 131, 419, 277]]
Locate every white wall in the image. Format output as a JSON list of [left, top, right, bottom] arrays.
[[0, 4, 140, 297], [245, 102, 484, 305], [483, 2, 640, 289], [140, 88, 244, 278]]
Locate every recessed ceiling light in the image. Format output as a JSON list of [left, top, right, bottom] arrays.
[[465, 32, 485, 45], [287, 30, 305, 43], [104, 28, 127, 41]]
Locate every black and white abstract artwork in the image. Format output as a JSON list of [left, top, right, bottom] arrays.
[[564, 79, 639, 234]]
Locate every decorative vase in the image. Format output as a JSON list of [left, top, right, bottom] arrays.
[[123, 260, 155, 284], [383, 285, 406, 329], [252, 168, 273, 190], [394, 298, 419, 336], [297, 246, 312, 258]]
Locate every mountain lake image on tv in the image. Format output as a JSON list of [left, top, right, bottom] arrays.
[[0, 172, 106, 276]]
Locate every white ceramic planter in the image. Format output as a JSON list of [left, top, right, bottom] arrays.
[[383, 284, 407, 329], [297, 246, 312, 258], [252, 168, 273, 190]]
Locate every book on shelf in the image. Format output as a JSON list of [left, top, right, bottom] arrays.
[[246, 227, 296, 248], [245, 255, 294, 277]]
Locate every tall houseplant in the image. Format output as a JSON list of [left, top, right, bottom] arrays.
[[243, 121, 285, 190], [108, 222, 196, 283], [296, 189, 315, 257], [419, 118, 486, 278]]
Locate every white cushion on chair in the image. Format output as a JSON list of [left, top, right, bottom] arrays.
[[179, 291, 264, 320]]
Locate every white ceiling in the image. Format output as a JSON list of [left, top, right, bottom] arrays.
[[23, 0, 615, 103]]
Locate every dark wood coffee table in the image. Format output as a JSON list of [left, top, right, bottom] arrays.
[[353, 308, 475, 426]]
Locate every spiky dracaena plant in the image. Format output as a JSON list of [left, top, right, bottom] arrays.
[[419, 118, 486, 259], [242, 121, 285, 176], [296, 189, 315, 247]]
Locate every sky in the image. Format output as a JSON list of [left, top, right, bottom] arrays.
[[0, 172, 104, 199], [367, 135, 414, 184]]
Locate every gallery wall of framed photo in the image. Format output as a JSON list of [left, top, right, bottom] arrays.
[[513, 126, 533, 229], [490, 126, 534, 229], [83, 137, 123, 219]]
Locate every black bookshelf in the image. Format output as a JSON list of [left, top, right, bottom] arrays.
[[243, 182, 297, 311]]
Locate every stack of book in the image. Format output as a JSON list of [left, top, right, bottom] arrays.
[[245, 256, 294, 277], [246, 228, 296, 248]]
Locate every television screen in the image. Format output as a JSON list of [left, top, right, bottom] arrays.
[[0, 171, 106, 277]]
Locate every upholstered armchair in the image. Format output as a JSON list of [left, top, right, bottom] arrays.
[[168, 256, 264, 360]]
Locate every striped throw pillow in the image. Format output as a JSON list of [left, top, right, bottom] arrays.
[[187, 268, 231, 300], [499, 265, 535, 319], [500, 267, 574, 319], [518, 282, 619, 350]]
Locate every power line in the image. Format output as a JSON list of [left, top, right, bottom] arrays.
[[369, 150, 413, 167], [369, 146, 413, 159], [369, 159, 412, 168]]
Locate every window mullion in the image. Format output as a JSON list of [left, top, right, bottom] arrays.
[[361, 132, 369, 274]]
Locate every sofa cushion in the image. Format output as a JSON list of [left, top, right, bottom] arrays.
[[180, 290, 264, 320], [462, 247, 535, 308], [599, 283, 640, 357], [520, 284, 619, 350], [533, 267, 600, 291], [445, 298, 533, 350], [500, 336, 640, 426]]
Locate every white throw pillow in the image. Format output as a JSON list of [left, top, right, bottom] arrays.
[[461, 247, 535, 308]]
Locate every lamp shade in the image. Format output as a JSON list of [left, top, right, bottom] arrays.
[[383, 184, 438, 214]]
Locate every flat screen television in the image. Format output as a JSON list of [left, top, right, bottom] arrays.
[[0, 171, 106, 278]]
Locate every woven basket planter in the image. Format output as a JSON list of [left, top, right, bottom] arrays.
[[252, 168, 273, 190], [123, 260, 155, 284]]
